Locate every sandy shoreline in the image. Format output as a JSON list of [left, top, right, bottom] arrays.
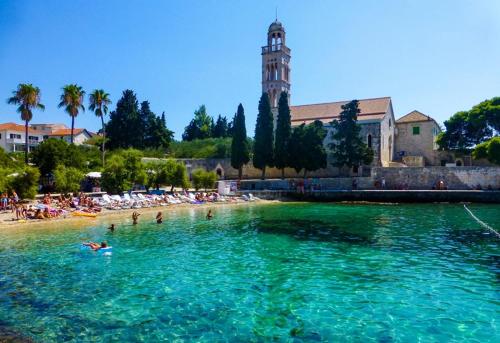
[[0, 199, 279, 230]]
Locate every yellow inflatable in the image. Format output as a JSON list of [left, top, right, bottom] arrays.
[[72, 211, 97, 218]]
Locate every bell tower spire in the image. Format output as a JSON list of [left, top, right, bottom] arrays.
[[261, 19, 291, 108]]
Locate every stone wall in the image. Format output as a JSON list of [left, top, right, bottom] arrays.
[[372, 166, 500, 190], [165, 158, 361, 180], [145, 157, 499, 190], [240, 166, 500, 191]]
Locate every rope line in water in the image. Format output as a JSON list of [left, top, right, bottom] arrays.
[[463, 204, 500, 238]]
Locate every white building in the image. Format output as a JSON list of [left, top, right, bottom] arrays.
[[0, 123, 45, 153], [0, 122, 94, 153], [46, 128, 93, 145]]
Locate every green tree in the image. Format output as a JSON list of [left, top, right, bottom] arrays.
[[101, 154, 129, 193], [182, 105, 213, 141], [303, 120, 327, 176], [172, 162, 190, 190], [106, 90, 141, 149], [7, 83, 45, 164], [53, 165, 84, 195], [274, 92, 292, 178], [191, 169, 217, 191], [288, 124, 308, 175], [0, 147, 23, 169], [253, 93, 274, 179], [89, 89, 112, 166], [329, 100, 373, 173], [147, 159, 190, 191], [230, 104, 250, 179], [170, 138, 232, 158], [140, 101, 174, 150], [191, 168, 205, 191], [473, 136, 500, 165], [31, 138, 85, 176], [437, 97, 500, 151], [59, 84, 85, 144], [213, 115, 229, 138], [101, 149, 146, 193], [437, 111, 490, 151], [7, 166, 40, 199]]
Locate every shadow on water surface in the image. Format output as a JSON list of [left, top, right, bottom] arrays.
[[0, 322, 34, 343], [250, 218, 375, 246]]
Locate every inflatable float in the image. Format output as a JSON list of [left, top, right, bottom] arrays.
[[72, 211, 97, 218]]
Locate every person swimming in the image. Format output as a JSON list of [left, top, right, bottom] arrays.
[[108, 224, 115, 232], [132, 212, 140, 225], [83, 241, 108, 251], [156, 211, 163, 224], [206, 209, 213, 220]]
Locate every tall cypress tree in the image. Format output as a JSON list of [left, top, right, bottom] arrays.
[[329, 100, 373, 173], [230, 104, 250, 179], [253, 93, 274, 179], [274, 91, 292, 178]]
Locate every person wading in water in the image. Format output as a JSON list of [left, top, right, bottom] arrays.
[[132, 212, 140, 225], [156, 212, 163, 224]]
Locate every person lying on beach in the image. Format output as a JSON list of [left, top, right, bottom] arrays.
[[132, 212, 140, 225], [34, 209, 45, 220], [83, 241, 108, 251], [156, 212, 163, 224], [108, 224, 115, 232], [206, 209, 213, 220]]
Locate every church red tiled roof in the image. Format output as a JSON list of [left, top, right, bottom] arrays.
[[290, 97, 391, 125]]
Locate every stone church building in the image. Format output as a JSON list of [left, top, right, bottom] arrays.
[[261, 20, 441, 170]]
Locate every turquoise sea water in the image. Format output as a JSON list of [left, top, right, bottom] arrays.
[[0, 203, 498, 342]]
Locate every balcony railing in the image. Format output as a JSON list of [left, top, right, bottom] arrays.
[[262, 44, 290, 54], [6, 138, 40, 145]]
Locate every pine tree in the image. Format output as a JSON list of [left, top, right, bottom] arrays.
[[182, 105, 212, 141], [274, 91, 292, 178], [329, 100, 373, 173], [213, 115, 229, 138], [230, 104, 250, 179], [253, 93, 274, 179], [106, 90, 140, 149]]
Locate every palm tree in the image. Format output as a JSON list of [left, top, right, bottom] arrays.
[[59, 84, 85, 144], [89, 89, 112, 166], [7, 84, 45, 164]]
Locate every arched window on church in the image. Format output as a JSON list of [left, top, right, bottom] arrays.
[[367, 134, 372, 148], [274, 63, 278, 80]]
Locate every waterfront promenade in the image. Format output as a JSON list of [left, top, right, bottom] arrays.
[[241, 190, 500, 203]]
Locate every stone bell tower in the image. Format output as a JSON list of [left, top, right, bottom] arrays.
[[261, 20, 291, 109]]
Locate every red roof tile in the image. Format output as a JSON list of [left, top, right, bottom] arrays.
[[290, 97, 391, 125]]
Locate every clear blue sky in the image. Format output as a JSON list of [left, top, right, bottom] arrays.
[[1, 0, 499, 139]]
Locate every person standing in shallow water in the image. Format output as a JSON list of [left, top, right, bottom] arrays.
[[132, 212, 140, 225], [108, 224, 115, 232], [156, 212, 163, 224], [206, 209, 213, 220]]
